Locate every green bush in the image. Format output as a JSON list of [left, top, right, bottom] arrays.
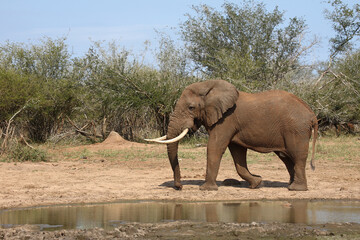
[[5, 144, 48, 162], [0, 38, 80, 142], [181, 2, 315, 91], [1, 0, 359, 142]]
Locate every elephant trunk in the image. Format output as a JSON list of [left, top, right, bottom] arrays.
[[166, 116, 183, 190]]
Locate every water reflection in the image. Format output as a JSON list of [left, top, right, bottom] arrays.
[[0, 200, 359, 230]]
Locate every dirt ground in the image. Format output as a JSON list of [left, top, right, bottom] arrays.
[[1, 222, 360, 239], [0, 132, 359, 239]]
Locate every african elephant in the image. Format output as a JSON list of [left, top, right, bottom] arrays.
[[146, 80, 318, 191]]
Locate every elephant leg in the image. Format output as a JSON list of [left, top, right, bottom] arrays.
[[199, 133, 229, 191], [284, 138, 309, 191], [288, 158, 308, 191], [228, 143, 262, 189], [275, 151, 295, 185], [199, 148, 222, 191]]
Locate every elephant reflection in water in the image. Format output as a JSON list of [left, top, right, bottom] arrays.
[[170, 202, 309, 223], [147, 80, 318, 191]]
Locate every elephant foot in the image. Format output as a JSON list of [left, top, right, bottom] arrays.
[[174, 182, 183, 190], [288, 182, 307, 191], [199, 182, 218, 191], [248, 176, 262, 189]]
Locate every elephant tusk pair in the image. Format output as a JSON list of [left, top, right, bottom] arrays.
[[145, 129, 189, 144]]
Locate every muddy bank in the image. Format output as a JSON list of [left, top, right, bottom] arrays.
[[1, 222, 360, 239]]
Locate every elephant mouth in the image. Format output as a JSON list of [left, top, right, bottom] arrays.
[[144, 128, 189, 144]]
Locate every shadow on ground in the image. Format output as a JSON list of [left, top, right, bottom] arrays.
[[160, 178, 288, 189]]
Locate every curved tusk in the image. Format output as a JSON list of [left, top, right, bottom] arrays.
[[144, 135, 167, 142], [152, 129, 189, 144]]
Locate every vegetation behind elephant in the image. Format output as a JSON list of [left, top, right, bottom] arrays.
[[146, 79, 318, 191]]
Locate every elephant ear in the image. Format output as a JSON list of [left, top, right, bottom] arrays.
[[201, 80, 239, 127]]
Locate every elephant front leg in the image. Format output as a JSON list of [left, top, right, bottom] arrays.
[[167, 142, 182, 190], [228, 143, 262, 189], [199, 135, 228, 191], [172, 162, 182, 190]]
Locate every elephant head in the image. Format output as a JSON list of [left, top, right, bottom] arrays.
[[145, 80, 239, 189]]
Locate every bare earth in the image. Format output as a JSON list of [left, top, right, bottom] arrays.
[[1, 132, 359, 209], [0, 132, 360, 239]]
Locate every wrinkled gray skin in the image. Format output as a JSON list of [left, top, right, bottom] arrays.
[[166, 80, 318, 191]]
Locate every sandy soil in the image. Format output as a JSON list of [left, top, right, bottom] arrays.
[[1, 132, 360, 238], [0, 132, 359, 210]]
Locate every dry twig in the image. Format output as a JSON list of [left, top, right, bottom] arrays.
[[20, 134, 35, 149], [1, 105, 27, 153], [66, 116, 103, 140]]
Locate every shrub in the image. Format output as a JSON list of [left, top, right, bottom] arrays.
[[6, 144, 48, 162]]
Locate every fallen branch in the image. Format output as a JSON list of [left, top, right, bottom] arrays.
[[65, 116, 103, 140], [66, 116, 81, 130], [1, 105, 27, 153], [75, 129, 103, 139], [49, 131, 76, 144]]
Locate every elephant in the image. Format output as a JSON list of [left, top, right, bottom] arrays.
[[146, 79, 318, 191]]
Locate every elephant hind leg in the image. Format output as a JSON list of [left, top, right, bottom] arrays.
[[276, 149, 308, 191], [228, 143, 262, 189], [288, 158, 308, 191], [275, 151, 295, 185]]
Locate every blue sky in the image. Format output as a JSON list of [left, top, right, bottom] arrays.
[[0, 0, 358, 63]]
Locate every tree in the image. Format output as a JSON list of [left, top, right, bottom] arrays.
[[72, 38, 195, 139], [324, 0, 360, 58], [181, 1, 316, 91], [321, 50, 360, 124], [311, 0, 360, 128], [0, 37, 79, 142]]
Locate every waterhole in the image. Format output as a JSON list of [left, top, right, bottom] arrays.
[[0, 200, 359, 230]]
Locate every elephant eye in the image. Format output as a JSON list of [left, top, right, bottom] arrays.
[[188, 106, 195, 111]]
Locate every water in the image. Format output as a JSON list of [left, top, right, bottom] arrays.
[[0, 200, 359, 230]]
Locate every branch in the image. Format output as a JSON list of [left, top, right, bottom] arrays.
[[66, 116, 102, 140], [101, 117, 107, 139], [76, 129, 103, 139], [20, 134, 35, 149], [330, 23, 360, 60], [1, 104, 27, 152], [290, 34, 319, 65], [316, 23, 360, 86], [119, 73, 153, 101], [338, 72, 360, 97]]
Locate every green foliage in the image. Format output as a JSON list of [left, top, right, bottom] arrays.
[[0, 37, 71, 79], [181, 1, 313, 91], [0, 69, 36, 121], [0, 37, 80, 142], [320, 50, 360, 123], [0, 35, 195, 142], [72, 38, 195, 138], [315, 0, 360, 125], [5, 145, 48, 162], [1, 0, 360, 143], [324, 0, 360, 57]]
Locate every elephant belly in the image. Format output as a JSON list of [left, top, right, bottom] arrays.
[[231, 131, 285, 153]]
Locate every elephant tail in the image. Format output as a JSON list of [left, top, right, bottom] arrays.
[[310, 117, 318, 171]]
